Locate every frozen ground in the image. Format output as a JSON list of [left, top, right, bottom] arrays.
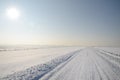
[[0, 46, 120, 80]]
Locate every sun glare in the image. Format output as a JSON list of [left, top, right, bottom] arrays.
[[6, 7, 20, 20]]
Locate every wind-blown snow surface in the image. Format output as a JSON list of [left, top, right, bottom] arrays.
[[0, 46, 120, 80], [0, 46, 82, 78]]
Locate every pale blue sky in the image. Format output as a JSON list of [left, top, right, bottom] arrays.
[[0, 0, 120, 46]]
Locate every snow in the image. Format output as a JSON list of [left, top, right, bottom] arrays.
[[0, 46, 82, 78], [0, 46, 120, 80], [96, 47, 120, 56], [40, 47, 120, 80]]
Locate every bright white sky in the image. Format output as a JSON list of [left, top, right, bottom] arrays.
[[0, 0, 120, 46]]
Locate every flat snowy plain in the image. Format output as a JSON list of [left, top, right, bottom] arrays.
[[0, 46, 120, 80]]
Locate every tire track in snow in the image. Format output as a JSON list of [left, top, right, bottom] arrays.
[[40, 48, 120, 80], [40, 48, 91, 80], [95, 50, 120, 80], [40, 50, 85, 80], [92, 52, 111, 80], [35, 50, 80, 80]]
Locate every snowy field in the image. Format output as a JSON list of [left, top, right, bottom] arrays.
[[0, 46, 82, 78], [0, 46, 120, 80]]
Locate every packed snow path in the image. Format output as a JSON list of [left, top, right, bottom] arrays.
[[40, 48, 120, 80], [1, 47, 120, 80]]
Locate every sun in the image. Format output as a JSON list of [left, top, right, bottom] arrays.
[[6, 7, 20, 20]]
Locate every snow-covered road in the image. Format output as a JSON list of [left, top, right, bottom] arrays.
[[41, 48, 120, 80], [1, 47, 120, 80]]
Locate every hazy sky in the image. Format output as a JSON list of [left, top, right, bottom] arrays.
[[0, 0, 120, 46]]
